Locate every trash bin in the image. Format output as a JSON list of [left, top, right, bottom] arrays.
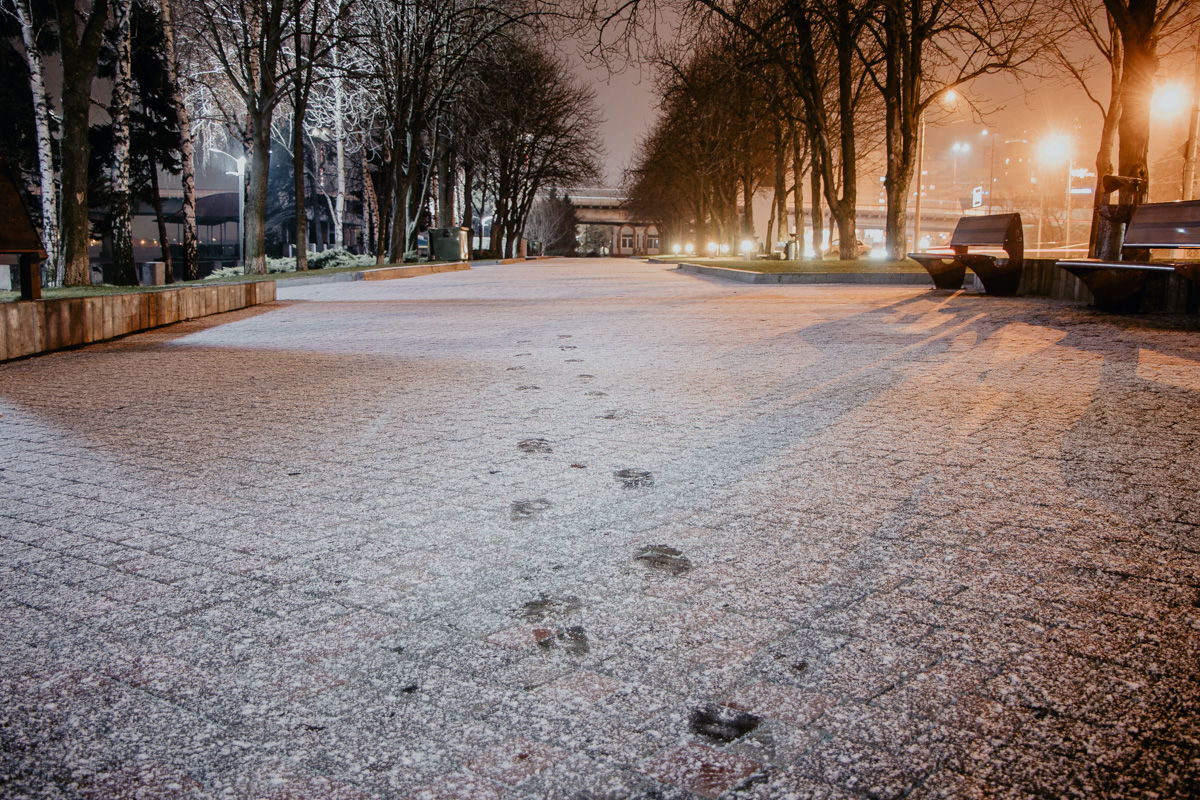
[[785, 240, 800, 260], [428, 227, 469, 262], [140, 261, 166, 286]]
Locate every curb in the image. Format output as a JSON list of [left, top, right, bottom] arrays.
[[675, 262, 939, 286], [280, 261, 470, 287]]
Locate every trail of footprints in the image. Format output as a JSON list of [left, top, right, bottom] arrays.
[[504, 333, 699, 678]]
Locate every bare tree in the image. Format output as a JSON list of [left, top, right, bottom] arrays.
[[1103, 0, 1197, 202], [468, 39, 603, 258], [354, 0, 539, 262], [868, 0, 1049, 258]]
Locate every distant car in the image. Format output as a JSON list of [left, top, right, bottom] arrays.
[[826, 239, 872, 258]]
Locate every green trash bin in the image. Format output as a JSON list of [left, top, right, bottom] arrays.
[[429, 227, 469, 261]]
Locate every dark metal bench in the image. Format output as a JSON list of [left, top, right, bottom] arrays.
[[908, 213, 1024, 295], [0, 155, 46, 301], [1058, 200, 1200, 310]]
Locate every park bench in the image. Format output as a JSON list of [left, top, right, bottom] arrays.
[[908, 212, 1024, 295], [1057, 199, 1200, 310], [0, 155, 46, 301]]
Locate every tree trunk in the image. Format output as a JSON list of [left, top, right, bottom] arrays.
[[109, 0, 137, 287], [462, 160, 475, 248], [293, 110, 309, 270], [333, 118, 345, 248], [791, 124, 805, 253], [1109, 0, 1158, 204], [331, 38, 346, 249], [149, 153, 173, 282], [244, 111, 272, 274], [437, 145, 454, 227], [15, 0, 60, 285], [293, 12, 309, 270], [57, 0, 110, 287], [742, 162, 754, 244], [160, 0, 198, 280], [361, 147, 380, 260], [833, 0, 858, 259], [1092, 19, 1124, 256], [809, 153, 823, 259], [770, 117, 786, 250]]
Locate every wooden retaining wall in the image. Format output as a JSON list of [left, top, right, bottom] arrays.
[[1, 280, 275, 362]]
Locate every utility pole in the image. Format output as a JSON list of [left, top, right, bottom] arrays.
[[987, 133, 997, 214], [1184, 42, 1200, 201], [913, 114, 925, 252]]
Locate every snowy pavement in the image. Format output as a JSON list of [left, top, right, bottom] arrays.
[[1, 258, 1198, 798]]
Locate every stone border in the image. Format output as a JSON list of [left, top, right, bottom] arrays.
[[675, 262, 933, 285], [276, 260, 469, 287], [2, 280, 277, 362]]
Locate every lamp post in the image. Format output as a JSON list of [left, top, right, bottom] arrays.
[[213, 149, 246, 266], [913, 88, 957, 253], [1039, 136, 1071, 254], [913, 113, 926, 252], [983, 129, 998, 214], [951, 141, 970, 185], [1184, 44, 1200, 200]]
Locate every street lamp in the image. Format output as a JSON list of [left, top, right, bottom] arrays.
[[951, 142, 970, 185], [982, 129, 999, 214], [1038, 135, 1072, 254], [212, 149, 246, 267], [913, 87, 959, 253]]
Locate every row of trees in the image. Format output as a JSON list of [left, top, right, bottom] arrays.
[[3, 0, 602, 286], [619, 0, 1198, 259]]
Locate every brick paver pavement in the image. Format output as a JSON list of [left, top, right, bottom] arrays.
[[1, 258, 1198, 799]]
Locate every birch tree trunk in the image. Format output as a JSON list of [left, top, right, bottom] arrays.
[[13, 0, 61, 285], [331, 38, 346, 248], [293, 3, 310, 271], [109, 0, 138, 286], [160, 0, 199, 280]]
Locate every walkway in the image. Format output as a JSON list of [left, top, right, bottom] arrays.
[[1, 259, 1198, 798]]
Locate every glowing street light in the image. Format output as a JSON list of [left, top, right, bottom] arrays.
[[707, 241, 719, 255], [672, 243, 682, 255], [685, 243, 695, 254], [951, 141, 970, 184], [1153, 84, 1187, 116], [740, 239, 755, 254], [913, 86, 961, 253], [1038, 135, 1073, 253]]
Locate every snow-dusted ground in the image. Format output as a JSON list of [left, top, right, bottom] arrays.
[[1, 258, 1198, 798]]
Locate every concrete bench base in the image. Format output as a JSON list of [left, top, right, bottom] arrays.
[[2, 281, 276, 362]]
